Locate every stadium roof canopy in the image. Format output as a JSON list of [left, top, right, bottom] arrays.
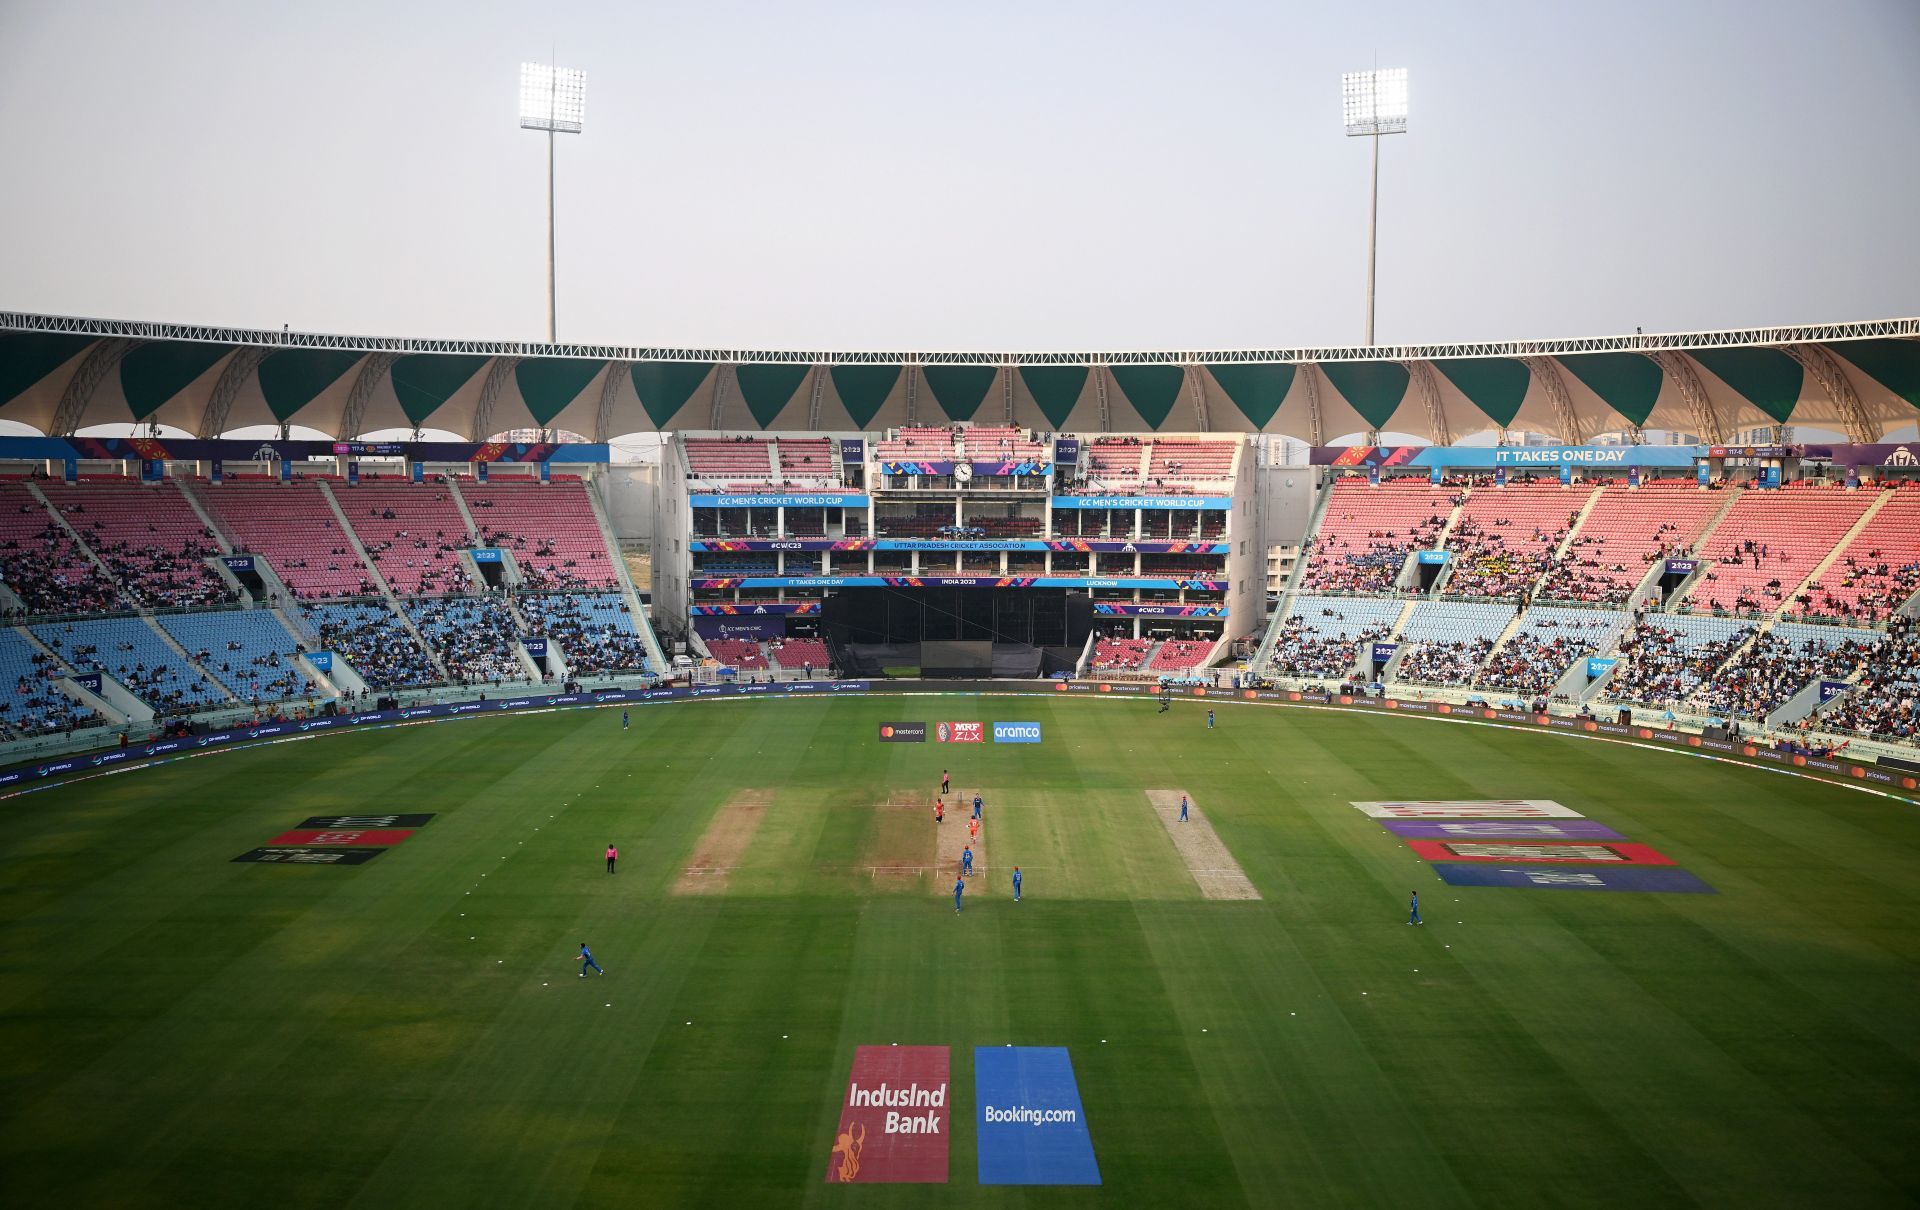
[[2, 311, 1916, 445]]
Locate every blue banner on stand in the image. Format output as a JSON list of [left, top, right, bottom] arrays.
[[1845, 466, 1859, 490], [211, 459, 224, 483], [411, 461, 424, 483], [64, 458, 77, 483], [1559, 462, 1572, 485], [1762, 466, 1781, 489], [308, 651, 332, 671], [1368, 462, 1380, 486], [1697, 462, 1711, 487], [1495, 465, 1507, 486], [142, 459, 166, 482], [1430, 465, 1442, 485], [346, 461, 360, 485], [278, 459, 292, 483], [975, 1047, 1100, 1185], [476, 460, 488, 482], [540, 460, 552, 483], [1628, 465, 1641, 488]]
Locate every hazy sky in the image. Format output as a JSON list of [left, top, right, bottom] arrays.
[[2, 0, 1916, 353]]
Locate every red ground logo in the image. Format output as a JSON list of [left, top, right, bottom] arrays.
[[825, 1045, 950, 1183], [936, 722, 983, 743]]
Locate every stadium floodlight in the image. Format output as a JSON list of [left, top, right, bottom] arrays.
[[1342, 68, 1408, 347], [519, 62, 587, 343]]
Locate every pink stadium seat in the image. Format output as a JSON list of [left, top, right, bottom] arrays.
[[462, 480, 619, 591]]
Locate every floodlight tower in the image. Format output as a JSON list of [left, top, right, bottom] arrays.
[[519, 62, 586, 344], [1342, 68, 1408, 346]]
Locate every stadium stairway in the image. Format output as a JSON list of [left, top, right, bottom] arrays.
[[172, 480, 235, 555], [311, 482, 450, 679], [140, 615, 241, 705], [1250, 477, 1338, 670], [444, 479, 482, 543], [1553, 487, 1609, 562]]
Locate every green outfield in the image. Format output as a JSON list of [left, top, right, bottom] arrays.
[[2, 696, 1918, 1207]]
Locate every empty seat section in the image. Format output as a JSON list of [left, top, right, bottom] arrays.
[[1538, 480, 1723, 604], [960, 426, 1045, 462], [1148, 639, 1215, 671], [1091, 638, 1154, 670], [332, 483, 474, 597], [462, 481, 619, 590], [1145, 439, 1236, 481], [875, 427, 958, 461], [685, 438, 776, 483], [199, 483, 372, 599], [769, 637, 830, 670], [40, 481, 232, 608], [1687, 483, 1873, 614], [158, 610, 316, 702], [32, 617, 226, 713], [1797, 484, 1920, 623], [705, 637, 769, 670], [1085, 439, 1145, 487], [775, 438, 839, 486]]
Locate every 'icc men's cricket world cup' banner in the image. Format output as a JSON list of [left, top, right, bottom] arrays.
[[825, 1046, 951, 1183]]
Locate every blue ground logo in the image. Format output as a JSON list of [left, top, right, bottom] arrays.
[[974, 1046, 1099, 1185], [992, 722, 1042, 744]]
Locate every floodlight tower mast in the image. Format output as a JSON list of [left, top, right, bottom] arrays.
[[1342, 68, 1408, 347], [520, 62, 586, 344]]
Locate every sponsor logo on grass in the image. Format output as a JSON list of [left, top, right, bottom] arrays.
[[825, 1045, 950, 1183], [1430, 863, 1714, 893], [1409, 839, 1674, 865], [268, 829, 416, 848], [975, 1046, 1100, 1185], [232, 847, 386, 866], [299, 814, 436, 830], [1349, 799, 1585, 820], [936, 722, 984, 743], [879, 722, 927, 742], [1381, 819, 1626, 841], [992, 722, 1042, 743]]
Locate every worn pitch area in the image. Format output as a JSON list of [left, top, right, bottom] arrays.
[[671, 789, 771, 894], [934, 787, 989, 895], [1145, 789, 1260, 900]]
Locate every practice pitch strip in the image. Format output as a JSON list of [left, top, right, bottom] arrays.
[[1352, 800, 1717, 894]]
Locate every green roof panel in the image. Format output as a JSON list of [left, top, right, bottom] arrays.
[[733, 364, 812, 429], [828, 365, 901, 428], [1318, 360, 1410, 430], [1432, 357, 1531, 427], [1018, 366, 1088, 429], [1108, 365, 1186, 430], [258, 349, 365, 422], [514, 358, 606, 426], [921, 366, 997, 422], [1205, 363, 1295, 429], [119, 341, 233, 421], [1688, 347, 1803, 424], [0, 333, 96, 408], [1829, 339, 1920, 411], [390, 354, 490, 426], [1554, 352, 1664, 427], [630, 361, 714, 429]]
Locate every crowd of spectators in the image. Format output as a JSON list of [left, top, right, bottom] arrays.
[[1797, 549, 1920, 625], [1690, 538, 1799, 615], [1444, 514, 1574, 599], [1476, 614, 1621, 695], [303, 602, 441, 689], [1268, 609, 1392, 680], [1, 522, 124, 615], [1694, 630, 1879, 720], [519, 594, 650, 675], [407, 597, 526, 685], [1300, 513, 1447, 594], [1606, 621, 1756, 707], [1396, 637, 1494, 686], [1820, 620, 1919, 740], [1537, 520, 1694, 604]]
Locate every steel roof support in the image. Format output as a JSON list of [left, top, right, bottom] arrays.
[[469, 357, 520, 441], [1405, 361, 1451, 445], [1524, 356, 1586, 445], [1780, 344, 1878, 443], [50, 337, 138, 436], [1648, 351, 1725, 444], [1185, 364, 1212, 433], [335, 351, 398, 440], [592, 361, 627, 443]]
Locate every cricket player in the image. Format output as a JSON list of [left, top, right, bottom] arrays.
[[1012, 866, 1022, 902], [954, 877, 965, 913], [1408, 891, 1422, 925], [962, 846, 974, 877], [935, 798, 944, 824], [941, 769, 950, 794], [968, 817, 979, 844], [1179, 795, 1189, 823], [972, 794, 983, 820], [578, 942, 605, 976], [621, 709, 629, 731], [606, 843, 618, 874], [1207, 709, 1215, 729]]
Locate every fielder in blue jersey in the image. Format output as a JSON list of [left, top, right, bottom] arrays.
[[1179, 795, 1189, 822], [621, 709, 629, 730], [972, 794, 982, 820], [1207, 709, 1215, 729], [954, 878, 965, 913], [1012, 866, 1022, 902], [1408, 892, 1422, 925], [578, 942, 605, 975], [962, 847, 974, 877]]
